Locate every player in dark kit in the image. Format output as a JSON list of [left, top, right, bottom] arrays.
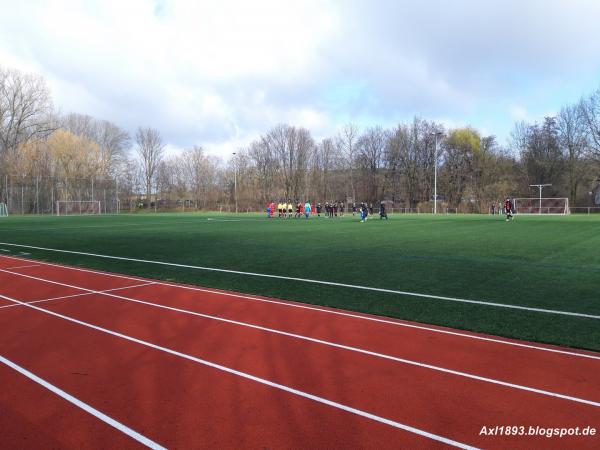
[[504, 198, 514, 221], [379, 202, 388, 220]]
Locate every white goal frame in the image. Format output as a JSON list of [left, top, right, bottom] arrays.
[[513, 197, 569, 215], [0, 202, 8, 217], [56, 200, 102, 216]]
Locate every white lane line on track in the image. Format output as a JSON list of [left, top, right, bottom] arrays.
[[0, 354, 166, 450], [0, 282, 156, 309], [1, 268, 599, 408], [3, 264, 40, 270], [0, 291, 477, 450], [1, 254, 599, 361], [0, 242, 597, 320]]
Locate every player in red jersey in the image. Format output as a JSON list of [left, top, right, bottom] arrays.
[[504, 198, 514, 221]]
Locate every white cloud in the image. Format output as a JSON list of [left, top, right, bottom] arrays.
[[510, 105, 529, 121], [1, 0, 600, 157]]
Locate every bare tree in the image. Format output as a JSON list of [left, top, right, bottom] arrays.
[[179, 146, 208, 208], [62, 113, 130, 176], [61, 113, 94, 137], [518, 117, 565, 191], [313, 138, 340, 201], [385, 124, 408, 204], [357, 126, 387, 202], [263, 124, 313, 201], [248, 139, 276, 204], [386, 118, 441, 207], [0, 66, 55, 157], [336, 123, 359, 200], [96, 120, 130, 175], [557, 104, 588, 203], [135, 127, 165, 208], [580, 88, 600, 158]]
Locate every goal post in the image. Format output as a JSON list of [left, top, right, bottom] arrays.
[[56, 200, 102, 216], [0, 202, 8, 217], [513, 198, 569, 215]]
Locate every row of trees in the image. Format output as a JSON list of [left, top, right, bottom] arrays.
[[1, 64, 599, 214], [0, 66, 224, 213], [513, 92, 600, 206]]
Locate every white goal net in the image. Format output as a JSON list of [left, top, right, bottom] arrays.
[[513, 198, 569, 215], [0, 202, 8, 217], [56, 200, 101, 216]]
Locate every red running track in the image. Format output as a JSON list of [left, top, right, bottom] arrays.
[[0, 254, 598, 449]]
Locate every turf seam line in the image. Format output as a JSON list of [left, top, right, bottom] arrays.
[[0, 218, 255, 232], [0, 354, 166, 450], [0, 291, 477, 450], [0, 242, 597, 319], [0, 282, 156, 309], [2, 268, 599, 408], [0, 220, 203, 232], [1, 254, 599, 361]]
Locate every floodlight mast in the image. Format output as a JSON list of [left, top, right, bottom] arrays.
[[232, 152, 238, 214], [529, 184, 552, 214], [430, 132, 443, 214]]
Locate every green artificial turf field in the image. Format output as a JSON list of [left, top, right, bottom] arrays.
[[0, 212, 598, 351]]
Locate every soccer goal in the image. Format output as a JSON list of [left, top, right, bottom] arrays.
[[56, 200, 102, 216], [513, 198, 569, 215], [0, 202, 8, 217]]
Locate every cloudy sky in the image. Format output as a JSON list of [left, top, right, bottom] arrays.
[[1, 0, 600, 157]]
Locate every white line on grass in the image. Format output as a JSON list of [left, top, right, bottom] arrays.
[[0, 242, 597, 320], [1, 253, 598, 361], [0, 282, 156, 310], [2, 268, 599, 408], [0, 354, 166, 450], [0, 291, 477, 450]]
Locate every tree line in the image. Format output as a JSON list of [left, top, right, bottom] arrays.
[[1, 64, 599, 214]]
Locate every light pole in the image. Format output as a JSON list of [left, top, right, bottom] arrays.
[[530, 184, 551, 214], [430, 132, 442, 214], [232, 152, 238, 214]]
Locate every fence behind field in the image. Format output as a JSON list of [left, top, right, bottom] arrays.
[[569, 207, 600, 214], [0, 175, 123, 215]]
